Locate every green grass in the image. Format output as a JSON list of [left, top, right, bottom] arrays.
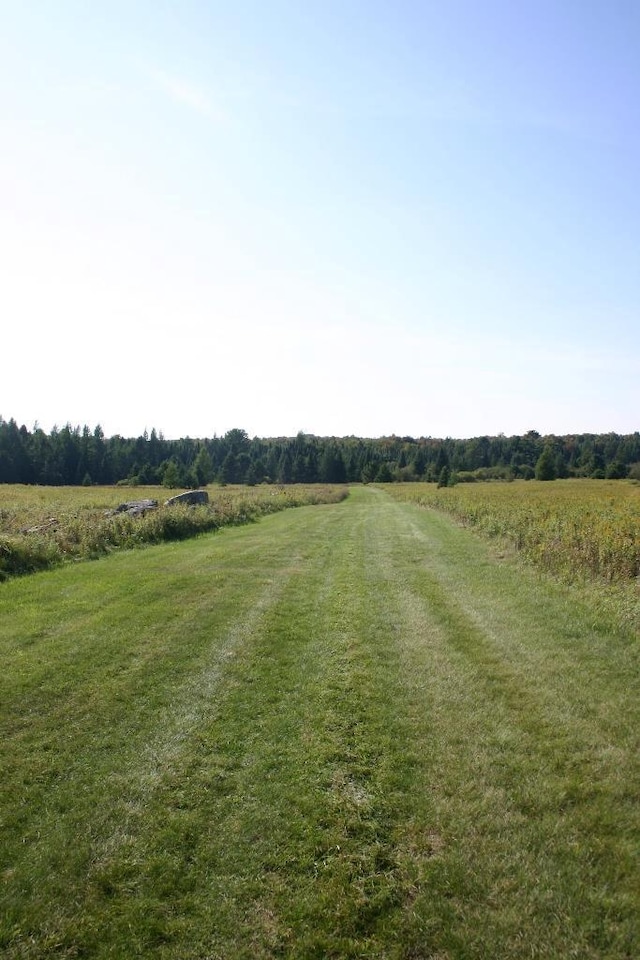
[[385, 478, 640, 587], [1, 487, 638, 958], [0, 483, 347, 579]]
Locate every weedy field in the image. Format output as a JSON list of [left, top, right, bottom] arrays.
[[1, 486, 638, 958], [386, 479, 640, 629], [0, 483, 347, 579]]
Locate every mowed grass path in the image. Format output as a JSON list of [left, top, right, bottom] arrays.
[[1, 487, 638, 958]]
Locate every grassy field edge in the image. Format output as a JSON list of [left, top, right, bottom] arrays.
[[0, 484, 348, 580]]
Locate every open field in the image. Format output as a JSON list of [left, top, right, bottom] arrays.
[[1, 486, 638, 958], [386, 479, 640, 631], [0, 484, 347, 579], [383, 479, 640, 584]]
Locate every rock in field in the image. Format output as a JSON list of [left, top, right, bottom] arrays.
[[164, 490, 209, 507]]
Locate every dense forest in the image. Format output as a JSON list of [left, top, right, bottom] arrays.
[[0, 417, 639, 487]]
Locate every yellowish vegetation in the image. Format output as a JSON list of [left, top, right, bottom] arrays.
[[386, 479, 640, 586], [0, 483, 347, 578]]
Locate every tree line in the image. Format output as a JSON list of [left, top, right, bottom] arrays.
[[0, 418, 639, 487]]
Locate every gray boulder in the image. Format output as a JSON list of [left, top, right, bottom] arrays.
[[107, 499, 158, 517], [164, 490, 209, 507]]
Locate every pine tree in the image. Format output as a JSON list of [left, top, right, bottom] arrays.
[[193, 447, 214, 486], [535, 446, 557, 481]]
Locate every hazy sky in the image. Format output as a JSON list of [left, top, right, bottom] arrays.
[[1, 1, 638, 440]]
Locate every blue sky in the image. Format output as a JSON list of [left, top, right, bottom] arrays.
[[1, 0, 638, 439]]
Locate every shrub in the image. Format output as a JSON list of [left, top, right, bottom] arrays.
[[0, 484, 349, 580], [606, 461, 629, 480]]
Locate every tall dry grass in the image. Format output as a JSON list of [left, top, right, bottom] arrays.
[[386, 480, 640, 585], [0, 484, 347, 579]]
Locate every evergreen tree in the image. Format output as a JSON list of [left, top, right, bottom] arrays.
[[535, 447, 557, 481], [320, 446, 346, 483], [162, 460, 182, 488], [277, 449, 294, 484], [361, 461, 378, 483], [193, 447, 214, 486], [219, 452, 238, 484], [375, 462, 393, 483]]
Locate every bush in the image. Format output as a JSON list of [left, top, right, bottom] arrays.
[[605, 461, 629, 480], [0, 535, 60, 580], [0, 485, 350, 580], [455, 471, 477, 483]]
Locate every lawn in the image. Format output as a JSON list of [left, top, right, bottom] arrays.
[[1, 486, 638, 958]]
